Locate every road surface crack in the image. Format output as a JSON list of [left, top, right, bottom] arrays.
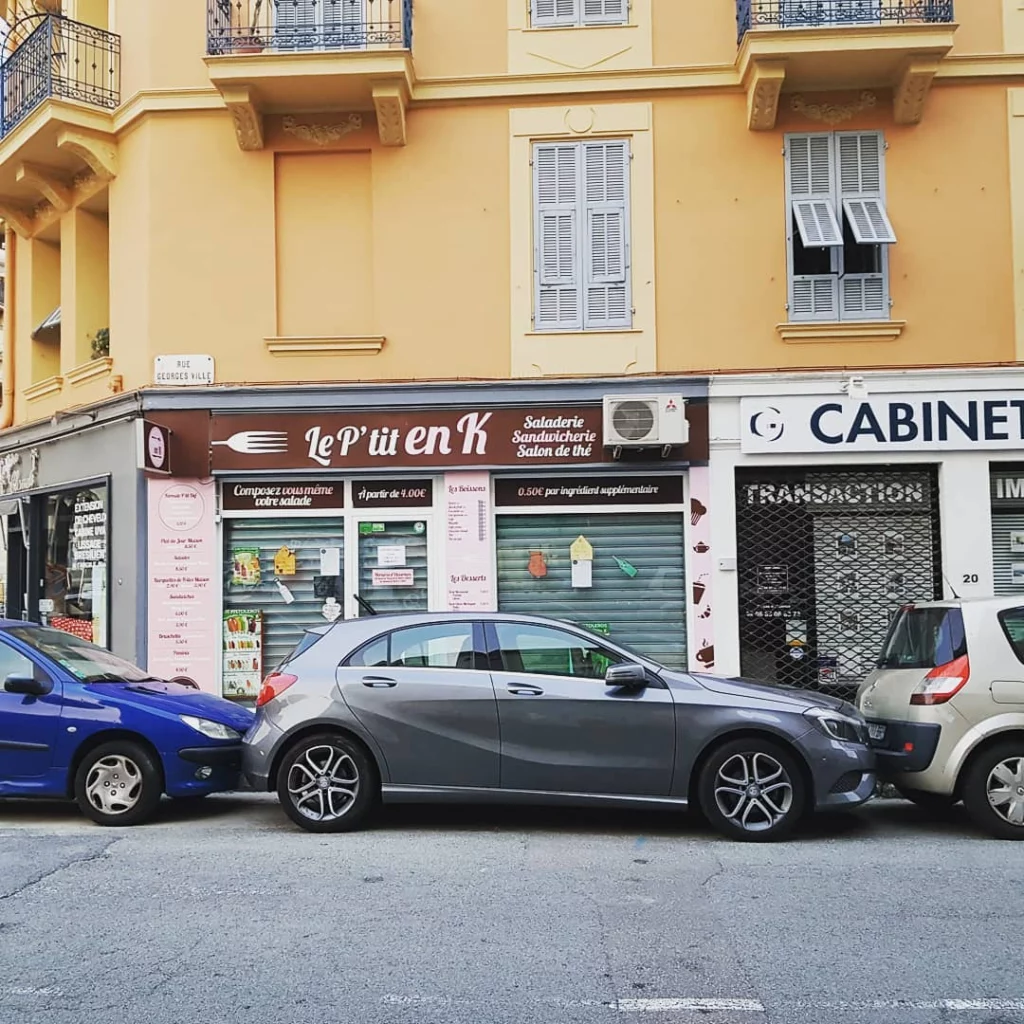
[[0, 837, 122, 901]]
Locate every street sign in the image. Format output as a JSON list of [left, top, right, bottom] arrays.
[[154, 354, 215, 386]]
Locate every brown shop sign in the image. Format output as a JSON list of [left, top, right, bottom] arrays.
[[210, 409, 618, 471]]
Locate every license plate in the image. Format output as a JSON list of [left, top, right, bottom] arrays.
[[868, 723, 887, 742]]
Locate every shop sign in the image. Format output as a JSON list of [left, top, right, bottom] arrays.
[[136, 420, 172, 476], [741, 393, 1024, 454], [992, 474, 1024, 505], [0, 448, 39, 496], [444, 471, 493, 612], [154, 354, 215, 386], [70, 494, 107, 570], [222, 482, 343, 512], [353, 479, 433, 508], [741, 478, 929, 508], [494, 475, 684, 507]]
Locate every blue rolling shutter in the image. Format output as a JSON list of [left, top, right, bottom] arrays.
[[496, 512, 687, 669]]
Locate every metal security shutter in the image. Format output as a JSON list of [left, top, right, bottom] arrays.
[[991, 468, 1024, 596], [357, 520, 429, 615], [736, 468, 942, 702], [224, 518, 344, 672], [495, 512, 687, 668]]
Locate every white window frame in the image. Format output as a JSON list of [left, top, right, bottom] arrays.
[[532, 139, 633, 333], [530, 0, 629, 29], [784, 130, 895, 324]]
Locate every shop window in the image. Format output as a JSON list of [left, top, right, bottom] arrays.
[[356, 520, 429, 616], [785, 132, 896, 322], [495, 512, 687, 669], [531, 0, 628, 27], [390, 624, 476, 670], [494, 621, 621, 679], [43, 486, 108, 647]]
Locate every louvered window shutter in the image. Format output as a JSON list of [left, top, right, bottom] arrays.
[[582, 0, 628, 25], [582, 140, 631, 329], [532, 0, 578, 27], [785, 134, 839, 322], [276, 0, 318, 29], [535, 144, 583, 331]]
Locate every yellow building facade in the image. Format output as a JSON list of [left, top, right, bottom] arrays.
[[0, 0, 1019, 426]]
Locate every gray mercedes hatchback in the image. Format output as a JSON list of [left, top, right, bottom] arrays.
[[242, 613, 876, 842]]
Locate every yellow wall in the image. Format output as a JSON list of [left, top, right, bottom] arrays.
[[4, 0, 1024, 426]]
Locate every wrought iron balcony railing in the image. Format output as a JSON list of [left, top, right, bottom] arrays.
[[737, 0, 954, 43], [1, 15, 120, 136], [207, 0, 413, 56]]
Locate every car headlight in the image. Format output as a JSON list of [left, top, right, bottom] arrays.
[[804, 707, 867, 745], [180, 715, 242, 741]]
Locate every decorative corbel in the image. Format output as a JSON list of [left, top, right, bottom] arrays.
[[221, 85, 264, 151], [894, 59, 941, 126], [372, 84, 407, 147], [0, 201, 36, 238], [16, 162, 74, 212], [746, 61, 787, 131], [56, 129, 118, 181]]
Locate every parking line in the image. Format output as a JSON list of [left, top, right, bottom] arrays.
[[614, 999, 765, 1012]]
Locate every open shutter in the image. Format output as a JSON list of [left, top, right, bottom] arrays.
[[535, 144, 583, 331], [786, 134, 839, 322], [583, 140, 631, 329], [838, 132, 896, 243], [582, 0, 628, 25], [532, 0, 578, 26]]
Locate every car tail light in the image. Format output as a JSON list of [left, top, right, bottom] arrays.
[[256, 672, 297, 708], [910, 655, 970, 706]]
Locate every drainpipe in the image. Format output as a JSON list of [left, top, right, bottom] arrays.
[[1, 225, 14, 430]]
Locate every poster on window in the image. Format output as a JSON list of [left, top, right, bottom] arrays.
[[222, 609, 263, 700]]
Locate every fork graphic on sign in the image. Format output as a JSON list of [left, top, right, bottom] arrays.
[[211, 431, 288, 455]]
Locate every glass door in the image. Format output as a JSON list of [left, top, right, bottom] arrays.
[[355, 518, 430, 617]]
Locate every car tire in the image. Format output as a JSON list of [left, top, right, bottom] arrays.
[[276, 732, 377, 834], [895, 785, 958, 814], [698, 738, 806, 843], [74, 741, 164, 827], [963, 741, 1024, 840]]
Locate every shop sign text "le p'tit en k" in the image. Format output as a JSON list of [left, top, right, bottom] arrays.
[[741, 392, 1024, 454]]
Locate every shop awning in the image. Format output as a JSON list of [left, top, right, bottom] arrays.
[[31, 306, 60, 341]]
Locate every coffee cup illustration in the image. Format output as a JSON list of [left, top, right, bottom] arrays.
[[696, 643, 715, 666], [692, 573, 709, 605], [690, 498, 707, 526]]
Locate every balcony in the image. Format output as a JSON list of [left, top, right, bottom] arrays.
[[0, 15, 120, 238], [205, 0, 414, 150], [736, 0, 957, 130]]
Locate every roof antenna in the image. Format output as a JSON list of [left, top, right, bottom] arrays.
[[943, 573, 961, 601]]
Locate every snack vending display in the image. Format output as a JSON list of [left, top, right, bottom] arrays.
[[222, 609, 263, 700]]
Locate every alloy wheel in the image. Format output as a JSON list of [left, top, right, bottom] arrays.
[[85, 755, 143, 816], [985, 756, 1024, 827], [713, 751, 794, 833], [287, 743, 361, 823]]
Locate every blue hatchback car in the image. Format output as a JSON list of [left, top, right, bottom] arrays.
[[0, 621, 254, 826]]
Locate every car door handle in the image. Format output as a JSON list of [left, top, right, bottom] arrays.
[[362, 676, 397, 688], [507, 685, 544, 696]]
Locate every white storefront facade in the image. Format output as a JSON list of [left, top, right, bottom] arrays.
[[706, 368, 1024, 699]]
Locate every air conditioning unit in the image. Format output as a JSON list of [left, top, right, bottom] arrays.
[[602, 395, 689, 449]]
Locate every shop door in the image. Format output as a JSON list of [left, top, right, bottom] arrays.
[[223, 519, 346, 697], [736, 468, 942, 702], [2, 506, 28, 621], [355, 519, 430, 617], [495, 512, 687, 669]]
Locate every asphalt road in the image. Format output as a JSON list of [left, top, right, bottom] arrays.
[[0, 795, 1021, 1024]]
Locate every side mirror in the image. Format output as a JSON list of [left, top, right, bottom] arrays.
[[605, 663, 647, 689], [4, 674, 52, 697]]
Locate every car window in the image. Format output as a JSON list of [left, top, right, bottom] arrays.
[[389, 624, 477, 670], [877, 606, 967, 669], [0, 639, 44, 686], [998, 608, 1024, 666], [346, 635, 389, 668], [494, 622, 623, 680]]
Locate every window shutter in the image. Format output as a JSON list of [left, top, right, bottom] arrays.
[[532, 0, 578, 26], [842, 275, 887, 318], [582, 0, 628, 25], [838, 132, 896, 243], [792, 200, 843, 248], [787, 134, 842, 247], [535, 144, 583, 331], [792, 277, 838, 321], [582, 140, 631, 329]]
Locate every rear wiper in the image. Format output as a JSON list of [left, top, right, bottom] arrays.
[[354, 594, 378, 616]]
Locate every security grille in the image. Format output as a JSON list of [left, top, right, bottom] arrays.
[[736, 467, 942, 702], [990, 466, 1024, 596]]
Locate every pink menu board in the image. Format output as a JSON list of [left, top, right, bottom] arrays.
[[444, 471, 493, 611], [147, 478, 219, 693]]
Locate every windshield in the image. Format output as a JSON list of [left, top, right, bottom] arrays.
[[877, 606, 967, 670], [4, 627, 157, 683]]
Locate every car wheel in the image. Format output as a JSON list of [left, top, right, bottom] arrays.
[[895, 785, 958, 813], [698, 738, 806, 842], [276, 732, 377, 834], [74, 741, 164, 827], [963, 741, 1024, 840]]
